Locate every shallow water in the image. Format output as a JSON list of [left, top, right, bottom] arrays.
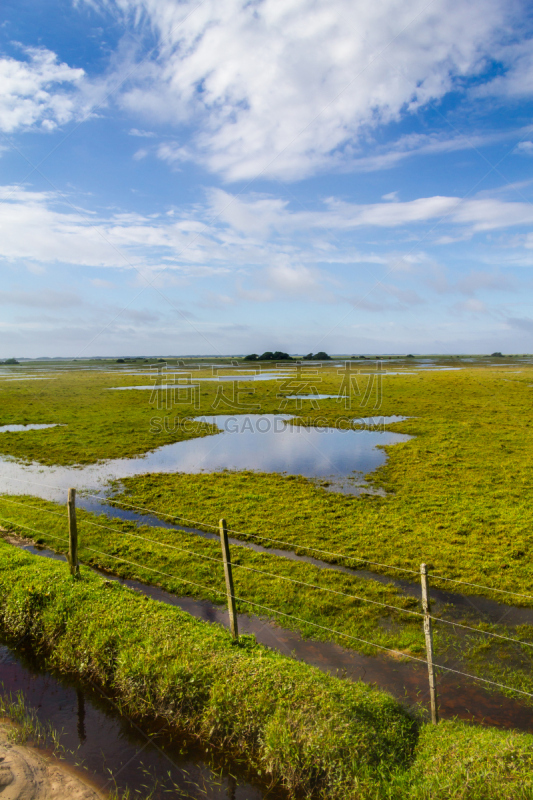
[[0, 640, 270, 799], [0, 414, 411, 502], [6, 541, 533, 734], [109, 384, 200, 391], [0, 376, 58, 381], [108, 372, 294, 384], [0, 424, 61, 433]]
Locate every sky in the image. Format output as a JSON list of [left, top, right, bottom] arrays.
[[1, 0, 533, 357]]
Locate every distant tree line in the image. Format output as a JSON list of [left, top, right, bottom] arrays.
[[243, 351, 292, 361], [243, 351, 331, 361]]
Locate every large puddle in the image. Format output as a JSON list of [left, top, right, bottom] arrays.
[[0, 414, 411, 502]]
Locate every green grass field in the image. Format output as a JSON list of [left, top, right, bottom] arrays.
[[2, 357, 528, 596], [2, 357, 533, 794], [2, 542, 533, 800]]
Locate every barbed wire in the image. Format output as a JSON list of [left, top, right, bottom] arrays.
[[86, 494, 421, 575], [3, 482, 533, 604], [84, 494, 221, 532], [79, 516, 426, 620], [3, 513, 533, 702], [3, 496, 533, 647], [0, 496, 67, 519], [433, 663, 533, 699], [430, 615, 533, 650], [428, 573, 533, 603], [0, 515, 69, 546], [0, 476, 67, 492], [80, 544, 227, 599]]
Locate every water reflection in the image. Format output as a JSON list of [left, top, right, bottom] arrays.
[[0, 424, 61, 433], [0, 642, 267, 799], [0, 414, 411, 501]]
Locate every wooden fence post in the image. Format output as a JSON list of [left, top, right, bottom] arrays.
[[420, 563, 438, 723], [219, 518, 238, 641], [67, 488, 80, 578]]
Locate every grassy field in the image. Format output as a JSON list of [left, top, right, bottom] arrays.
[[0, 495, 425, 658], [1, 491, 533, 707], [1, 358, 533, 695], [2, 358, 533, 794], [2, 541, 533, 800]]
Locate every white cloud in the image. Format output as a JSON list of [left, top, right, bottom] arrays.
[[514, 141, 533, 155], [263, 261, 333, 301], [456, 271, 513, 296], [0, 47, 85, 133], [128, 128, 156, 137], [156, 141, 193, 165], [454, 298, 488, 314], [208, 188, 533, 236], [0, 183, 532, 322], [472, 39, 533, 100], [90, 0, 518, 180]]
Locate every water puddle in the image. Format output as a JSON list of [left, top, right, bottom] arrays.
[[0, 640, 271, 799], [0, 377, 58, 381], [0, 414, 411, 500], [107, 373, 295, 385], [109, 385, 200, 391], [0, 424, 62, 433]]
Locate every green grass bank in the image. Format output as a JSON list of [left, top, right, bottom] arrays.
[[2, 493, 533, 706], [1, 543, 533, 798]]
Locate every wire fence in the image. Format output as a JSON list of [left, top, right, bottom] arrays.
[[1, 478, 533, 721]]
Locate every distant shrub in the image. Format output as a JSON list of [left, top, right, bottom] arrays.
[[257, 351, 292, 361], [303, 352, 331, 361], [243, 354, 258, 361]]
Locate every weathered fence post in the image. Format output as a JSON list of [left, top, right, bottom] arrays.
[[420, 563, 438, 723], [219, 518, 238, 641], [67, 488, 80, 577]]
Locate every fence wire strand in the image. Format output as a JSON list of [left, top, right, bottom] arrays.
[[3, 496, 533, 648], [0, 515, 69, 546], [3, 486, 533, 601], [0, 496, 67, 519], [3, 513, 533, 704], [86, 493, 421, 575], [430, 615, 533, 649], [78, 516, 427, 619]]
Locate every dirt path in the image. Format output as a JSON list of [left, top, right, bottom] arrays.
[[0, 724, 103, 800]]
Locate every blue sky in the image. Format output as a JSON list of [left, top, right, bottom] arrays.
[[1, 0, 533, 357]]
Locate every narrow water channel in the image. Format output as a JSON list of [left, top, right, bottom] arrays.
[[76, 495, 533, 630], [7, 540, 533, 736], [0, 638, 276, 799]]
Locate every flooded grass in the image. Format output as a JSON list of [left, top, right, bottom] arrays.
[[0, 359, 532, 601], [1, 541, 533, 797], [0, 540, 418, 799], [0, 494, 425, 660]]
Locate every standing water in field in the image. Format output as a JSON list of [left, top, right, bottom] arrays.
[[0, 414, 410, 502]]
